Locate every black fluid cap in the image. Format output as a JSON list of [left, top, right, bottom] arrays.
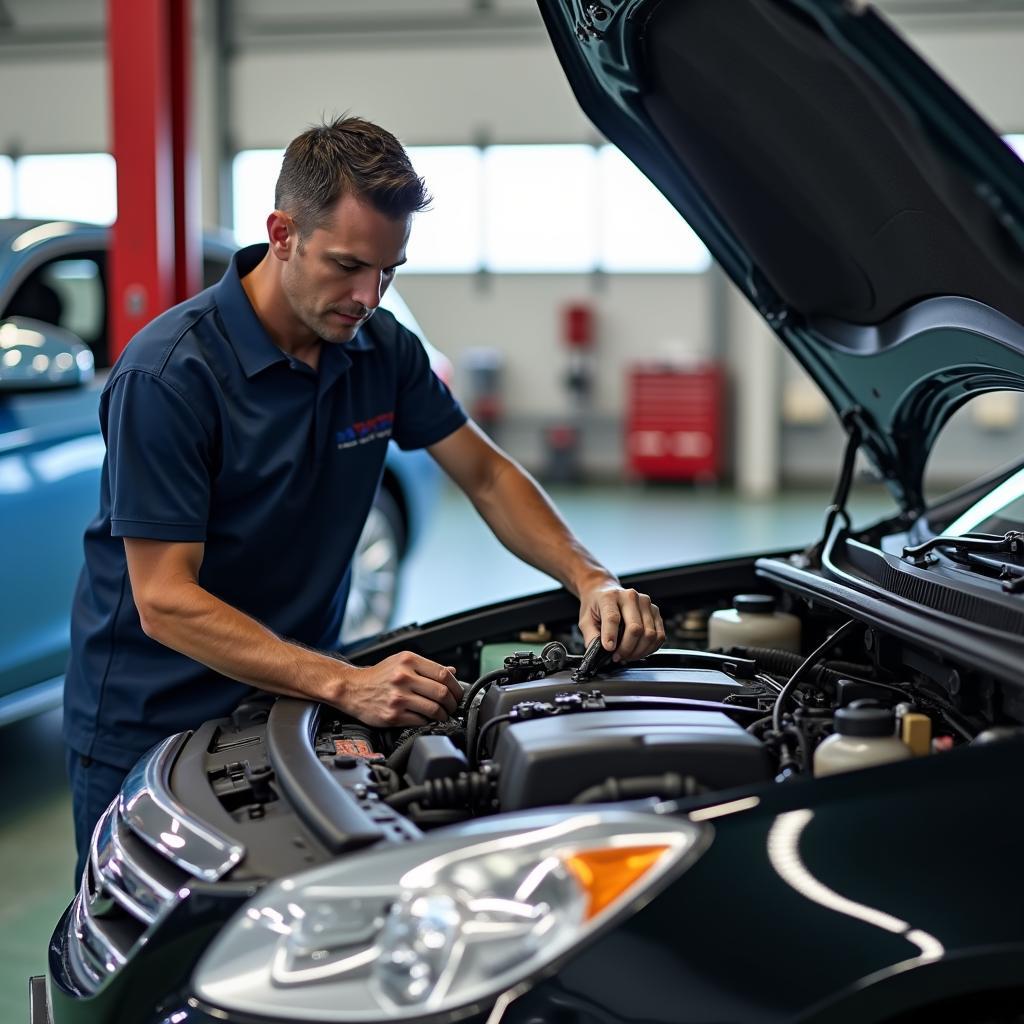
[[733, 594, 776, 614], [834, 698, 895, 738]]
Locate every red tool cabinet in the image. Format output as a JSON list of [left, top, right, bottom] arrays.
[[626, 364, 724, 481]]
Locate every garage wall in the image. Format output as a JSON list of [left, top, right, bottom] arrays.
[[906, 27, 1024, 132], [396, 271, 712, 476], [231, 44, 594, 149], [3, 18, 1020, 184], [0, 56, 107, 154]]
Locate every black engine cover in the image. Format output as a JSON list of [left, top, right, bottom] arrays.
[[494, 709, 772, 810], [478, 666, 756, 725]]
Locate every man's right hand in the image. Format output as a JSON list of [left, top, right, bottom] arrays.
[[334, 652, 461, 727], [123, 538, 461, 728]]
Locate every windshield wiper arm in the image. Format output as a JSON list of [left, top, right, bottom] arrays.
[[903, 531, 1024, 567], [954, 549, 1024, 594], [1004, 574, 1024, 595]]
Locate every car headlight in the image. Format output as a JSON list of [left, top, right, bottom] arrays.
[[193, 807, 709, 1021]]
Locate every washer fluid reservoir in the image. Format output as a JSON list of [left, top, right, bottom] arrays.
[[708, 594, 801, 653], [814, 700, 912, 777]]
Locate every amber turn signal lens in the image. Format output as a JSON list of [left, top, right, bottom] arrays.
[[564, 845, 671, 921]]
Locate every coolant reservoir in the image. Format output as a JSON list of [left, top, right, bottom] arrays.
[[814, 701, 912, 777], [708, 594, 801, 653]]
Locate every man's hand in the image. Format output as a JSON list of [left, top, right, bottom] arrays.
[[335, 652, 462, 727], [123, 539, 461, 725], [578, 579, 666, 663]]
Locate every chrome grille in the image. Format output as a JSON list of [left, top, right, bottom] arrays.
[[67, 801, 183, 992], [93, 801, 182, 924], [63, 732, 247, 994], [70, 857, 129, 986]]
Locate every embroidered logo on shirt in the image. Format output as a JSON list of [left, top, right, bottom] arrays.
[[336, 411, 394, 449]]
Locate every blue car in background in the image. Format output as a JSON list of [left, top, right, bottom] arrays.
[[0, 219, 447, 727]]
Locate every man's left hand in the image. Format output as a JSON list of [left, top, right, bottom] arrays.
[[578, 579, 666, 663]]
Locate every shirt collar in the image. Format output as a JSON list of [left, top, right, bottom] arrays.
[[215, 243, 375, 380]]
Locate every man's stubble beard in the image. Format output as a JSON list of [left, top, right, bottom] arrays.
[[302, 306, 349, 344], [308, 306, 374, 345], [286, 277, 351, 345]]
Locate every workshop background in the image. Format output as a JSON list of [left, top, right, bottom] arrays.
[[2, 0, 1024, 1019]]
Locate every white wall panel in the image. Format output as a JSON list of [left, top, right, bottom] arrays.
[[726, 289, 780, 499], [891, 26, 1024, 130], [230, 43, 595, 149], [0, 57, 107, 154]]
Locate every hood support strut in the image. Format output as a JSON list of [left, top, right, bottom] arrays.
[[801, 412, 862, 569]]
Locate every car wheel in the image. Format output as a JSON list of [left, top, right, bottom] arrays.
[[340, 488, 406, 646]]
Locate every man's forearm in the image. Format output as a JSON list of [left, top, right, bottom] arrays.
[[470, 462, 666, 661], [138, 581, 347, 703], [124, 536, 462, 728], [430, 425, 664, 660], [466, 457, 616, 597]]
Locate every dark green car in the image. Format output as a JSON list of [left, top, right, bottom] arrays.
[[33, 2, 1024, 1022]]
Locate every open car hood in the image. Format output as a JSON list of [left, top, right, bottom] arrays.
[[538, 0, 1024, 512]]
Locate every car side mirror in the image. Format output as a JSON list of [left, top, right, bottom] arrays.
[[0, 317, 95, 393]]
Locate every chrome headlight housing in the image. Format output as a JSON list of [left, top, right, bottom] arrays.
[[193, 808, 709, 1021]]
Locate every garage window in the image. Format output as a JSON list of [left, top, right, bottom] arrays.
[[13, 153, 117, 225], [403, 146, 482, 273], [0, 156, 12, 218], [481, 144, 598, 272], [232, 143, 709, 275], [232, 149, 285, 247], [598, 146, 710, 273]]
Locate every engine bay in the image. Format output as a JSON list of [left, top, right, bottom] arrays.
[[313, 616, 979, 832], [191, 558, 1022, 879]]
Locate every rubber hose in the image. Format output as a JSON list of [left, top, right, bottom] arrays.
[[386, 771, 494, 812], [460, 669, 510, 714], [731, 646, 876, 686]]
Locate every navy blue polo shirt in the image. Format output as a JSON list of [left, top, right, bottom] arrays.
[[63, 244, 466, 769]]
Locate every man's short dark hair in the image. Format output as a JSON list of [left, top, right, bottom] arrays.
[[274, 115, 430, 235]]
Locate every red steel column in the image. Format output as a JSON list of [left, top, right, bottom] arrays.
[[169, 0, 202, 306], [108, 0, 201, 362]]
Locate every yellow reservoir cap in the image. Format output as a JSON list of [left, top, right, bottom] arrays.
[[902, 712, 932, 756], [564, 845, 671, 921]]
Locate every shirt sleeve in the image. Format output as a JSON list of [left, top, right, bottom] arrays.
[[390, 325, 467, 451], [104, 370, 212, 541]]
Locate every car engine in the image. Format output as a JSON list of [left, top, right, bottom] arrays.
[[183, 576, 1000, 879]]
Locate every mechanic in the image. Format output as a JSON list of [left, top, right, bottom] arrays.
[[63, 116, 666, 880]]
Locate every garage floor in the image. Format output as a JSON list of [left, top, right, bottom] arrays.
[[0, 482, 894, 1020]]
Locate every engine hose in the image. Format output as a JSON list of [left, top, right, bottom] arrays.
[[473, 713, 512, 766], [784, 723, 811, 775], [385, 734, 421, 775], [746, 714, 774, 736], [571, 773, 703, 805], [460, 669, 510, 714], [731, 646, 877, 687], [370, 763, 402, 796], [772, 621, 861, 734], [739, 646, 972, 736], [385, 771, 495, 812]]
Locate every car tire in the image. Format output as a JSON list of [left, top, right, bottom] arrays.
[[340, 487, 406, 646]]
